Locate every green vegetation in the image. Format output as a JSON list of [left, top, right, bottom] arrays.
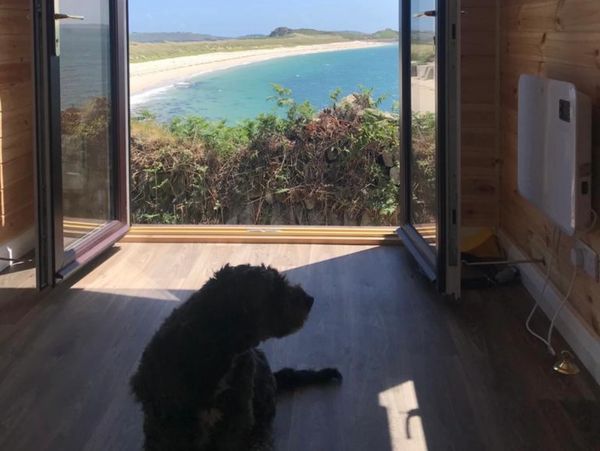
[[130, 32, 226, 43], [371, 28, 401, 40], [411, 43, 435, 64], [410, 111, 436, 224], [130, 87, 408, 226], [130, 27, 398, 63], [61, 98, 112, 219], [268, 27, 398, 40], [130, 35, 345, 63]]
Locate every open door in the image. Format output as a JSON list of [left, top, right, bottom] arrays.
[[34, 0, 130, 287], [397, 0, 460, 299]]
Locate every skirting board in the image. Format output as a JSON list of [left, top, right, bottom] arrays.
[[498, 230, 600, 385], [0, 227, 35, 273]]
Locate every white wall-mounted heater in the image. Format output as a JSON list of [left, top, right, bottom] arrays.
[[517, 74, 592, 236]]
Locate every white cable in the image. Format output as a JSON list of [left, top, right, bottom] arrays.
[[525, 251, 554, 350], [524, 226, 560, 353], [541, 209, 598, 354], [545, 209, 599, 353], [523, 207, 596, 356], [545, 267, 577, 356]]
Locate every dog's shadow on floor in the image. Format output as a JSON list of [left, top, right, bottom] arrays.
[[257, 247, 483, 451]]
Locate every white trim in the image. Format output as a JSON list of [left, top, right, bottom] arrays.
[[0, 228, 35, 273], [498, 230, 600, 385]]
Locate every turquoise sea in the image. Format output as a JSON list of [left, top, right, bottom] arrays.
[[131, 44, 399, 123]]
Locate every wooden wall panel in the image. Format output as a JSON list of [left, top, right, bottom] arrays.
[[499, 0, 600, 335], [0, 2, 34, 244], [0, 35, 31, 64], [461, 2, 500, 227], [1, 204, 34, 245], [0, 176, 33, 216], [0, 9, 31, 36]]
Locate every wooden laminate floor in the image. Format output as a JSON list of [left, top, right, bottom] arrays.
[[0, 257, 37, 337], [0, 243, 598, 451]]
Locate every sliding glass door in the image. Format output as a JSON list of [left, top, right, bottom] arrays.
[[398, 0, 460, 298], [35, 0, 129, 285]]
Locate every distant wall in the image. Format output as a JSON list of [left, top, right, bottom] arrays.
[[499, 0, 600, 335], [0, 1, 34, 270], [461, 0, 500, 227]]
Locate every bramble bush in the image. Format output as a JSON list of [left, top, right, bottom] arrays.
[[129, 86, 436, 226]]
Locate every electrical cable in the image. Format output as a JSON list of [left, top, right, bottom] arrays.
[[545, 267, 577, 355], [544, 209, 598, 354], [524, 209, 597, 356], [524, 228, 555, 352]]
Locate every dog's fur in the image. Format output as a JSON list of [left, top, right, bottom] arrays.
[[130, 264, 341, 451]]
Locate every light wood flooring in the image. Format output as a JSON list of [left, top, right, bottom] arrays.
[[0, 243, 598, 451]]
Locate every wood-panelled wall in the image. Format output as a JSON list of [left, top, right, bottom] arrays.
[[461, 0, 500, 227], [499, 0, 600, 335], [0, 1, 34, 245]]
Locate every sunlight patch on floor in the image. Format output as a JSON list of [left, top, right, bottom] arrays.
[[80, 288, 185, 303], [379, 381, 428, 451]]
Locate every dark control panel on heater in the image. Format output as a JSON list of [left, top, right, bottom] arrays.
[[559, 99, 571, 122]]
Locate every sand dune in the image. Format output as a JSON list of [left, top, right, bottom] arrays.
[[129, 41, 392, 96]]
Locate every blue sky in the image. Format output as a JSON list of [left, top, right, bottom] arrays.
[[129, 0, 400, 36]]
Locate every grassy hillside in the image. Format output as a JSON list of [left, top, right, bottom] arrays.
[[269, 27, 399, 40], [372, 28, 400, 40], [130, 32, 226, 43], [130, 28, 398, 63]]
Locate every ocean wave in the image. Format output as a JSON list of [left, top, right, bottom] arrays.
[[130, 84, 177, 106]]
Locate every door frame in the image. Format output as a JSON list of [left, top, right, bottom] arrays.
[[33, 0, 130, 287], [398, 0, 461, 298]]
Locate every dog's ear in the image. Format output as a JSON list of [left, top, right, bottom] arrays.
[[260, 265, 287, 297]]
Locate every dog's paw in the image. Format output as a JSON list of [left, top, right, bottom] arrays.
[[319, 368, 343, 384]]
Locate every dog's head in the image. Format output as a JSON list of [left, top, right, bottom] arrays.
[[266, 272, 314, 339], [213, 264, 314, 340]]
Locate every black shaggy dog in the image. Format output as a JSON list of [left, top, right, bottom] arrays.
[[130, 264, 341, 451]]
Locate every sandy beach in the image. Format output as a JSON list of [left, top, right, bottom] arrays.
[[129, 41, 392, 97]]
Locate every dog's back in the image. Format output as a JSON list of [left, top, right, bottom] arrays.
[[130, 286, 236, 450]]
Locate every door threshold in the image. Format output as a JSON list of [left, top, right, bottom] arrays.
[[397, 225, 437, 281], [122, 225, 402, 246]]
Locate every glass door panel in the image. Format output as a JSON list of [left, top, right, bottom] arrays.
[[57, 0, 114, 254], [35, 0, 129, 281], [409, 0, 438, 247], [399, 0, 460, 298]]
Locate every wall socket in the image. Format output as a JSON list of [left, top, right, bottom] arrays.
[[571, 240, 599, 281]]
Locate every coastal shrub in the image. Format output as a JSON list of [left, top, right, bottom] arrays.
[[61, 97, 112, 219], [130, 87, 435, 226], [411, 43, 435, 64], [269, 83, 316, 127], [410, 111, 436, 224], [169, 116, 252, 156]]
